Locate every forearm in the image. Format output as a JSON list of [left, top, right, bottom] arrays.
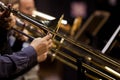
[[0, 46, 37, 79]]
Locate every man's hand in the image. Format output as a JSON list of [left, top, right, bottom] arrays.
[[37, 52, 48, 62], [30, 34, 52, 62], [0, 11, 16, 29]]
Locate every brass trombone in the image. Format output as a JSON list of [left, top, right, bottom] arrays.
[[0, 2, 120, 79]]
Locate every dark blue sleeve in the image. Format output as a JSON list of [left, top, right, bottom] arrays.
[[0, 46, 37, 79]]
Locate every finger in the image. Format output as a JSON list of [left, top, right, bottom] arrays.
[[37, 52, 48, 62], [34, 37, 41, 41], [43, 34, 52, 41], [48, 41, 53, 49], [48, 43, 53, 49], [48, 39, 52, 45]]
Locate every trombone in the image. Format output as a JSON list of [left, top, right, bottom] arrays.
[[0, 2, 120, 79]]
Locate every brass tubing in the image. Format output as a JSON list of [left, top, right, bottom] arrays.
[[10, 6, 120, 78], [54, 39, 120, 68], [54, 41, 120, 78], [0, 2, 120, 68], [53, 40, 120, 78], [49, 52, 115, 80], [89, 60, 120, 78], [54, 54, 77, 70], [0, 2, 119, 79], [83, 63, 115, 80], [52, 49, 76, 62], [51, 48, 120, 78], [11, 28, 34, 41], [54, 40, 88, 58], [85, 72, 102, 80], [8, 6, 120, 68]]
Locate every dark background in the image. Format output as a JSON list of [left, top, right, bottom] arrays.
[[34, 0, 120, 80], [35, 0, 119, 50]]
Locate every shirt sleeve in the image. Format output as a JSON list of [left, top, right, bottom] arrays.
[[0, 46, 37, 79]]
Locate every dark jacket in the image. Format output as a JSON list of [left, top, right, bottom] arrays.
[[0, 21, 37, 79]]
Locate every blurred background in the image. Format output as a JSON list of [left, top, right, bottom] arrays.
[[35, 0, 119, 50], [34, 0, 120, 80], [9, 0, 119, 80]]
